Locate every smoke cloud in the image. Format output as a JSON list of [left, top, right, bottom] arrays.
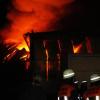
[[0, 0, 75, 50]]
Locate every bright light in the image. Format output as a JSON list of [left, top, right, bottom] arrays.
[[90, 76, 100, 82], [74, 81, 78, 84], [17, 43, 29, 51], [63, 73, 75, 79], [96, 96, 100, 100], [78, 96, 80, 100], [63, 69, 75, 79], [58, 97, 60, 100], [90, 74, 100, 82], [20, 54, 27, 60], [86, 97, 89, 100], [81, 81, 87, 83], [64, 96, 68, 100]]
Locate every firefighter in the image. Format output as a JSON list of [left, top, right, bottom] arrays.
[[58, 69, 79, 100], [83, 74, 100, 100]]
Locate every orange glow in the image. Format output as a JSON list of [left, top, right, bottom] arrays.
[[45, 49, 49, 81], [46, 49, 49, 60], [58, 85, 74, 96], [4, 38, 29, 51], [72, 43, 82, 54], [20, 52, 30, 70], [85, 37, 92, 54], [83, 87, 100, 99], [26, 61, 30, 70], [17, 42, 29, 52], [43, 40, 49, 80], [4, 49, 17, 62], [24, 33, 30, 48], [20, 54, 30, 70], [0, 0, 74, 51], [20, 54, 27, 60]]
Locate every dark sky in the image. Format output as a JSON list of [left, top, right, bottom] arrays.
[[0, 0, 11, 28], [59, 0, 100, 32]]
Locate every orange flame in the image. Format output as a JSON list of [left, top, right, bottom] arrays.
[[0, 0, 75, 51], [43, 40, 49, 80], [17, 42, 29, 52], [45, 49, 49, 80], [4, 38, 29, 51], [72, 43, 82, 54], [19, 52, 30, 70]]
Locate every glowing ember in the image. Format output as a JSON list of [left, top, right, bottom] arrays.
[[20, 52, 30, 70], [4, 49, 17, 62], [20, 51, 30, 60], [72, 43, 82, 54], [3, 41, 30, 71], [20, 54, 28, 60], [45, 49, 49, 80], [43, 40, 49, 80]]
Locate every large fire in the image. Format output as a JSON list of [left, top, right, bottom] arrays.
[[16, 41, 29, 52], [0, 0, 75, 51]]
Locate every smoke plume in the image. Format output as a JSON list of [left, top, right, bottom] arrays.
[[0, 0, 75, 50]]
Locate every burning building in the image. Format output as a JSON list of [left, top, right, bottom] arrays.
[[0, 0, 100, 100], [27, 31, 94, 82]]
